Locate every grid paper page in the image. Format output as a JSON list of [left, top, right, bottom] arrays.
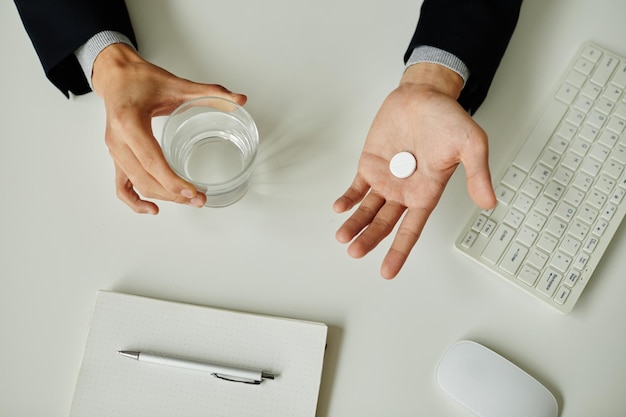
[[70, 291, 327, 417]]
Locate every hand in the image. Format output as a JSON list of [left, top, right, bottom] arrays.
[[91, 43, 247, 214], [334, 63, 496, 279]]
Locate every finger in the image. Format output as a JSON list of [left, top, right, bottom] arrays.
[[380, 208, 429, 279], [110, 138, 204, 208], [347, 200, 405, 259], [178, 81, 248, 107], [114, 164, 159, 215], [461, 133, 497, 210], [115, 112, 200, 200], [336, 191, 385, 244], [333, 175, 370, 213]]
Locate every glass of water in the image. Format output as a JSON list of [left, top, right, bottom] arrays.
[[161, 96, 259, 207]]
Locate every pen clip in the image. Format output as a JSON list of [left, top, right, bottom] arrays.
[[212, 373, 261, 385]]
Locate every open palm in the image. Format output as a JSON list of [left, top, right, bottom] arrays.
[[334, 77, 496, 279]]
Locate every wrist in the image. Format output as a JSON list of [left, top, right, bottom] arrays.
[[92, 43, 144, 97], [400, 62, 464, 100]]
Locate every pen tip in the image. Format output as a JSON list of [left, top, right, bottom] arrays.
[[118, 350, 140, 360]]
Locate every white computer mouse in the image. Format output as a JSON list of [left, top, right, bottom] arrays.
[[436, 340, 558, 417]]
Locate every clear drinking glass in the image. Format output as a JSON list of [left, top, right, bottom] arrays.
[[161, 97, 259, 207]]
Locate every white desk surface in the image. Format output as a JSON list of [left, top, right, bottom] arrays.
[[2, 0, 626, 415]]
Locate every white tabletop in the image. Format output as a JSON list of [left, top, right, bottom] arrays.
[[2, 0, 626, 415]]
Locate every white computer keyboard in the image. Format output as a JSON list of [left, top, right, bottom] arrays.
[[455, 42, 626, 314]]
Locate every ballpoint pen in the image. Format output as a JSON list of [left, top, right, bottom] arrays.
[[118, 350, 275, 384]]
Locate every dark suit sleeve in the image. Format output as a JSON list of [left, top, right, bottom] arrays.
[[405, 0, 522, 114], [14, 0, 137, 97]]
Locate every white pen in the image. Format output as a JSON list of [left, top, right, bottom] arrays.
[[118, 350, 275, 384]]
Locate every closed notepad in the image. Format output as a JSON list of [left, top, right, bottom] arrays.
[[70, 291, 328, 417]]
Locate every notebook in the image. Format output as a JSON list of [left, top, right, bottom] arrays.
[[69, 291, 328, 417]]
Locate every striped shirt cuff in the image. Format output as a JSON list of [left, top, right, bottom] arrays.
[[406, 45, 470, 87], [74, 30, 136, 90]]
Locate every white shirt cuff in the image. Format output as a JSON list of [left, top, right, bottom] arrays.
[[406, 45, 470, 87]]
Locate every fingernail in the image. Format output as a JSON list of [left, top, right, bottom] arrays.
[[191, 197, 204, 208], [181, 189, 195, 198]]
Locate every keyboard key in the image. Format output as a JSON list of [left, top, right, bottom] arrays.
[[611, 61, 626, 88], [573, 253, 590, 270], [578, 205, 599, 224], [595, 175, 616, 194], [603, 86, 623, 103], [586, 110, 608, 128], [587, 190, 607, 209], [562, 152, 582, 170], [581, 82, 602, 100], [572, 172, 594, 192], [556, 83, 579, 104], [501, 166, 526, 190], [499, 243, 528, 275], [560, 235, 581, 256], [527, 249, 549, 270], [592, 219, 609, 236], [601, 204, 617, 220], [565, 108, 586, 127], [563, 270, 580, 287], [531, 165, 552, 184], [537, 233, 558, 253], [539, 149, 561, 168], [521, 179, 543, 198], [481, 219, 497, 237], [574, 58, 595, 75], [552, 166, 574, 186], [581, 44, 602, 63], [517, 227, 538, 247], [512, 194, 534, 213], [548, 135, 570, 154], [578, 125, 599, 142], [589, 143, 611, 163], [591, 54, 618, 86], [545, 217, 567, 238], [536, 268, 562, 297], [554, 202, 575, 221], [612, 145, 626, 164], [598, 130, 619, 147], [604, 159, 624, 179], [569, 220, 590, 240], [554, 286, 571, 305], [494, 184, 515, 205], [518, 265, 540, 286], [544, 181, 565, 200], [567, 70, 586, 88], [610, 188, 626, 204], [563, 188, 584, 207], [461, 231, 478, 248], [595, 97, 616, 115], [550, 252, 572, 273], [535, 196, 556, 216], [580, 158, 602, 176], [582, 236, 599, 253], [481, 224, 515, 264], [607, 116, 626, 134], [525, 211, 547, 231], [503, 209, 524, 228]]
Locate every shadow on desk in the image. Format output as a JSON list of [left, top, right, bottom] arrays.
[[316, 325, 344, 417]]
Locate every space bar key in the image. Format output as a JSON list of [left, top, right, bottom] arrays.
[[512, 100, 568, 173]]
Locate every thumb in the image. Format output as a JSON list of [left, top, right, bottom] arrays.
[[182, 80, 248, 106], [461, 135, 497, 210]]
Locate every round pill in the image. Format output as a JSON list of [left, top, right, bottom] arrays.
[[389, 151, 417, 178]]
